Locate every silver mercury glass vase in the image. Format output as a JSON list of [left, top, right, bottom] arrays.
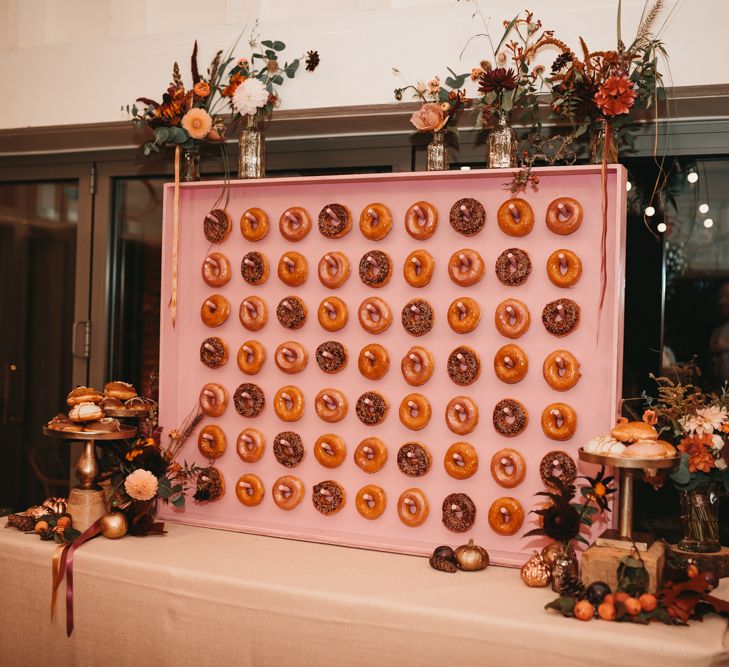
[[238, 114, 265, 179], [487, 110, 517, 168], [426, 129, 449, 171]]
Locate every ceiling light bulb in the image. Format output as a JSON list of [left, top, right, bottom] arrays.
[[645, 206, 656, 217], [626, 181, 632, 192], [704, 218, 714, 228], [699, 203, 709, 214], [657, 222, 667, 233], [687, 172, 699, 183]]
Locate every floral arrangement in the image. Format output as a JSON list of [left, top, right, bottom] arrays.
[[126, 42, 233, 156], [393, 69, 470, 134], [224, 23, 320, 125]]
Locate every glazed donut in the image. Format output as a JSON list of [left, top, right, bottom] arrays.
[[198, 425, 227, 460], [279, 207, 311, 242], [240, 251, 269, 285], [199, 383, 228, 417], [542, 298, 581, 337], [546, 197, 583, 235], [237, 340, 266, 375], [447, 346, 480, 386], [354, 437, 388, 474], [274, 341, 308, 374], [277, 251, 308, 287], [358, 250, 392, 288], [203, 209, 232, 243], [315, 389, 348, 423], [312, 480, 346, 515], [233, 383, 265, 418], [447, 297, 481, 334], [444, 442, 478, 480], [358, 297, 392, 335], [236, 474, 265, 507], [494, 299, 531, 339], [401, 299, 434, 337], [355, 485, 387, 520], [492, 398, 528, 437], [358, 344, 390, 380], [239, 296, 268, 331], [547, 249, 582, 288], [442, 492, 476, 533], [490, 448, 526, 488], [277, 296, 307, 330], [539, 450, 577, 487], [272, 475, 305, 510], [450, 198, 485, 236], [356, 391, 389, 426], [401, 346, 434, 387], [240, 207, 269, 242], [493, 344, 529, 384], [273, 385, 305, 422], [497, 198, 534, 236], [316, 341, 348, 374], [448, 249, 485, 287], [445, 396, 479, 435], [314, 434, 347, 468], [237, 428, 265, 463], [397, 442, 432, 477], [318, 297, 348, 332], [200, 337, 228, 369], [202, 253, 231, 287], [488, 497, 524, 536], [201, 295, 230, 327], [541, 403, 577, 440], [543, 350, 581, 391], [318, 252, 351, 289], [359, 203, 392, 241], [403, 250, 435, 288], [318, 203, 352, 238], [273, 431, 304, 467], [398, 393, 432, 431], [397, 488, 429, 527], [495, 248, 532, 286], [404, 201, 438, 240]]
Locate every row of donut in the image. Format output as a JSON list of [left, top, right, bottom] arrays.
[[202, 196, 584, 245], [203, 294, 581, 339], [198, 383, 578, 440], [204, 247, 582, 290], [202, 337, 582, 391]]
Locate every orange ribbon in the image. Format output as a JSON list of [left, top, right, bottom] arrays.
[[169, 145, 181, 328]]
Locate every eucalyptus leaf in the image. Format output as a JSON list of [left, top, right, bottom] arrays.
[[272, 75, 284, 85], [272, 40, 285, 51], [670, 454, 691, 486], [154, 127, 170, 143]]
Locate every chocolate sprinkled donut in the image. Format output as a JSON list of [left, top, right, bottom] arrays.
[[203, 209, 231, 243], [449, 198, 485, 236], [358, 250, 392, 287], [276, 296, 307, 330], [312, 480, 346, 515], [234, 383, 265, 418], [318, 203, 351, 238], [316, 341, 348, 373], [539, 450, 577, 488], [273, 431, 304, 467], [542, 298, 580, 336], [199, 337, 227, 369], [356, 391, 389, 425], [447, 346, 480, 386], [495, 248, 532, 286], [492, 398, 528, 437], [442, 492, 476, 533], [397, 443, 432, 477], [241, 251, 267, 284], [401, 299, 434, 337]]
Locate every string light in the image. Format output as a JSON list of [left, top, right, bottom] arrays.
[[687, 171, 698, 183], [657, 222, 667, 233], [645, 206, 656, 217], [626, 181, 632, 192], [704, 218, 714, 229], [699, 203, 709, 214]]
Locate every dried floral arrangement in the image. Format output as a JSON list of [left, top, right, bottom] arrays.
[[126, 41, 234, 156], [224, 22, 320, 124]]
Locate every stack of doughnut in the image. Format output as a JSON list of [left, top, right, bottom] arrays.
[[582, 421, 676, 459]]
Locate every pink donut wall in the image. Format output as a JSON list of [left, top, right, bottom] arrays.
[[158, 165, 627, 566]]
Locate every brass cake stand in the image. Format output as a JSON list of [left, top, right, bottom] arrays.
[[579, 448, 680, 551]]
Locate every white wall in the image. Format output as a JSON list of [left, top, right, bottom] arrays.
[[0, 0, 724, 130]]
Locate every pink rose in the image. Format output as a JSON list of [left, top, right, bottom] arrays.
[[410, 103, 447, 132]]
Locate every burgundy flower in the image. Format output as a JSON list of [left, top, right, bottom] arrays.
[[478, 67, 517, 95]]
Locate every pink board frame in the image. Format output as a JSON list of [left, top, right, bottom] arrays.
[[158, 165, 627, 566]]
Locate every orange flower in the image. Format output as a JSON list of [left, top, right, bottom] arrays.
[[222, 73, 246, 98], [721, 423, 729, 433], [678, 434, 715, 473], [616, 416, 628, 424], [642, 410, 658, 426], [193, 82, 210, 98], [594, 73, 637, 117]]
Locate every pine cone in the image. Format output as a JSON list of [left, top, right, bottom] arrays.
[[6, 513, 35, 532], [429, 556, 457, 573], [559, 572, 586, 600]]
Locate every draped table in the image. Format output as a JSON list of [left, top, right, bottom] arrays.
[[1, 519, 728, 666]]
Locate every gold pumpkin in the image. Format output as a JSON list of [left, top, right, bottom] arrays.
[[454, 539, 489, 571], [521, 551, 552, 587]]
